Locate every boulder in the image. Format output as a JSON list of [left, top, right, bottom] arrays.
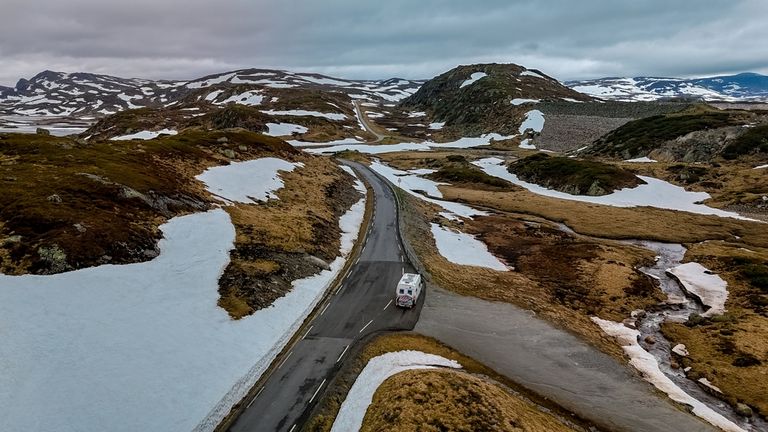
[[735, 403, 753, 418], [47, 194, 62, 204]]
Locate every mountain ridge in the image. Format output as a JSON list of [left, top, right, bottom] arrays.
[[567, 72, 768, 102]]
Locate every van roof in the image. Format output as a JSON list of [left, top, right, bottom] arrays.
[[398, 273, 419, 285]]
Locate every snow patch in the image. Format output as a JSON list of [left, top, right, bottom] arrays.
[[430, 224, 507, 271], [511, 98, 539, 105], [110, 128, 177, 141], [265, 122, 308, 137], [262, 109, 346, 121], [624, 157, 657, 163], [472, 158, 754, 221], [195, 158, 302, 204], [519, 110, 545, 134], [521, 70, 547, 80], [428, 122, 445, 130], [666, 263, 728, 317], [460, 72, 488, 88], [330, 351, 461, 432]]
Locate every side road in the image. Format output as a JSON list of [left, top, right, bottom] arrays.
[[415, 286, 716, 432]]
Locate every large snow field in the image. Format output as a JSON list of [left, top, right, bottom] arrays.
[[111, 128, 178, 140], [369, 160, 485, 219], [0, 159, 366, 432], [265, 122, 309, 137], [195, 158, 303, 204], [330, 351, 461, 432], [666, 263, 728, 317], [592, 318, 746, 432], [473, 157, 754, 220], [430, 223, 508, 271], [305, 142, 432, 153], [290, 138, 370, 148]]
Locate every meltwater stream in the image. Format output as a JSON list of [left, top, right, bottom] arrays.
[[556, 222, 765, 431]]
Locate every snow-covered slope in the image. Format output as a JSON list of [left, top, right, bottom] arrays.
[[0, 69, 423, 117], [567, 73, 768, 102]]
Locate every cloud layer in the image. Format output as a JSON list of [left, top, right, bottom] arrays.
[[1, 0, 767, 85]]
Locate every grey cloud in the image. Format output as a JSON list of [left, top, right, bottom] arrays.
[[1, 0, 767, 85]]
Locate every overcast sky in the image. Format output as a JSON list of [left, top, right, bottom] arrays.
[[1, 0, 767, 86]]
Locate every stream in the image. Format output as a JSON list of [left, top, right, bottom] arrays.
[[557, 223, 767, 431]]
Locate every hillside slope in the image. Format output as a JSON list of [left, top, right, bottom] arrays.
[[399, 63, 591, 137]]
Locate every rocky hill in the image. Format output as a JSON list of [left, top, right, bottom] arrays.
[[582, 105, 768, 162], [399, 63, 592, 137], [0, 69, 423, 117], [568, 72, 768, 102]]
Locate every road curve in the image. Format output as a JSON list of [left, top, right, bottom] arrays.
[[228, 161, 421, 432], [353, 101, 387, 142]]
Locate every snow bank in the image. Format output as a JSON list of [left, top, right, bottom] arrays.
[[265, 122, 308, 137], [519, 110, 545, 134], [330, 351, 461, 432], [511, 98, 540, 105], [624, 157, 657, 163], [460, 72, 488, 88], [305, 142, 431, 154], [666, 262, 728, 317], [473, 157, 754, 221], [369, 160, 485, 219], [111, 128, 177, 140], [430, 223, 507, 271], [0, 162, 366, 432], [195, 158, 303, 203], [591, 318, 745, 432], [521, 70, 547, 80], [262, 109, 346, 121], [432, 133, 514, 149]]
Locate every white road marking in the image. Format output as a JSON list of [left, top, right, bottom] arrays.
[[319, 303, 331, 316], [359, 319, 374, 333], [401, 267, 404, 275], [355, 256, 360, 265], [277, 351, 293, 370], [383, 299, 392, 311], [246, 386, 265, 408], [309, 378, 327, 404], [303, 326, 313, 339], [336, 345, 350, 363], [289, 425, 297, 432]]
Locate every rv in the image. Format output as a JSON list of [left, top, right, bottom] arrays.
[[395, 273, 423, 308]]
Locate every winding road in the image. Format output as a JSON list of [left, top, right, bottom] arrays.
[[228, 161, 421, 432], [227, 160, 716, 432]]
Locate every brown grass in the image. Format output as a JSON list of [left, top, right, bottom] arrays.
[[218, 156, 360, 318], [307, 333, 593, 432], [439, 186, 768, 248], [364, 369, 577, 432]]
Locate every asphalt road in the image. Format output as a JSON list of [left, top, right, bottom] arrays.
[[228, 161, 421, 432], [416, 286, 716, 432], [353, 101, 387, 141]]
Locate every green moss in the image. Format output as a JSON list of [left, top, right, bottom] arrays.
[[508, 153, 643, 196], [427, 163, 513, 189], [591, 110, 741, 159]]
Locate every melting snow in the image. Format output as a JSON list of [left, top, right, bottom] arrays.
[[624, 157, 657, 163], [430, 223, 507, 271], [428, 122, 446, 130], [460, 72, 488, 88], [110, 128, 178, 141], [265, 122, 308, 137], [473, 157, 755, 220], [262, 109, 346, 121], [511, 98, 540, 105], [217, 90, 263, 106], [519, 110, 545, 134], [521, 70, 547, 80], [330, 351, 461, 432], [195, 158, 303, 203], [592, 318, 746, 432], [666, 263, 728, 317], [754, 164, 768, 169]]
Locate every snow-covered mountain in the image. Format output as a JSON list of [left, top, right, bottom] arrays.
[[0, 69, 423, 117], [567, 72, 768, 102]]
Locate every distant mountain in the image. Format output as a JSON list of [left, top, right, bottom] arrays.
[[567, 72, 768, 102], [0, 69, 423, 117], [401, 63, 592, 136]]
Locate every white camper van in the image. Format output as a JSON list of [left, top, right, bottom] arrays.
[[395, 273, 423, 308]]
